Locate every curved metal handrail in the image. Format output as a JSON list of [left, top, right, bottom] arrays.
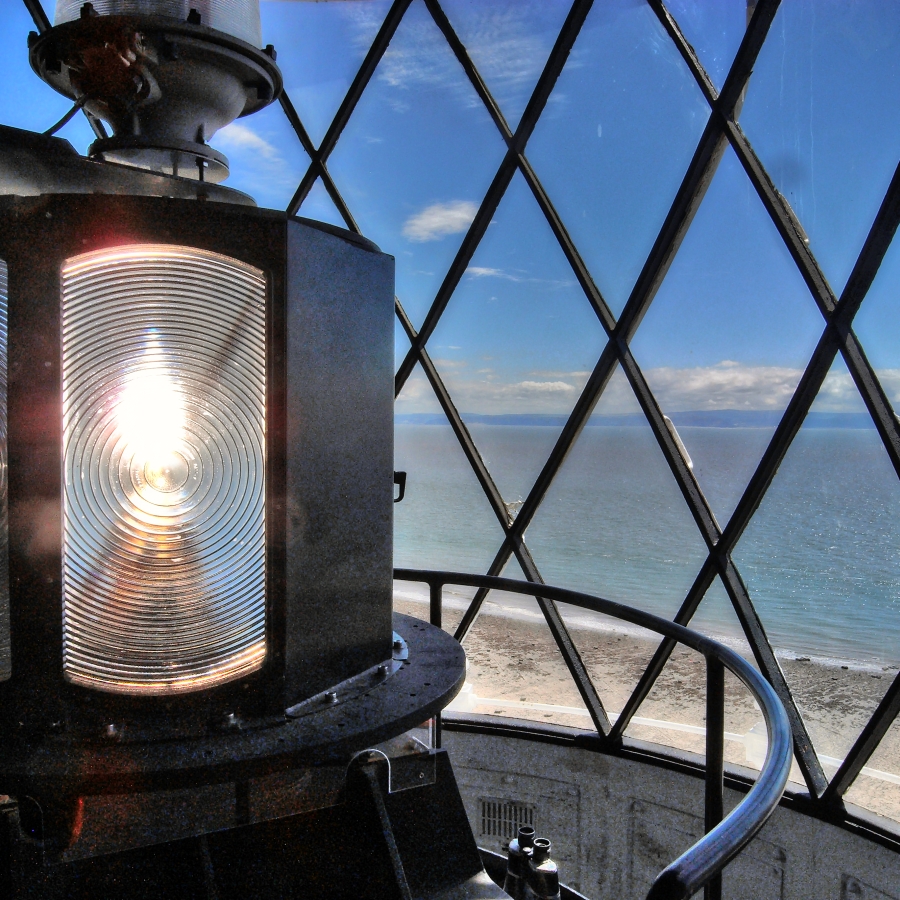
[[394, 569, 793, 900]]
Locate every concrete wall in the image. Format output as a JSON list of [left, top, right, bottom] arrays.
[[443, 725, 900, 900]]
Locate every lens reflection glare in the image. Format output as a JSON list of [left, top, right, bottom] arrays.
[[61, 245, 266, 695]]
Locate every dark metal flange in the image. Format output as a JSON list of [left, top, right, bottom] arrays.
[[28, 15, 283, 183], [0, 614, 463, 798]]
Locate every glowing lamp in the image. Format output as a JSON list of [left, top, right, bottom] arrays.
[[61, 244, 267, 695], [0, 193, 400, 733]]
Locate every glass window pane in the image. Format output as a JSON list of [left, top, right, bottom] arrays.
[[427, 171, 606, 506], [216, 103, 311, 211], [739, 0, 900, 295], [526, 0, 710, 315], [394, 373, 505, 578], [326, 0, 507, 328], [733, 356, 900, 768], [629, 145, 823, 525], [439, 0, 572, 131], [664, 0, 749, 89], [524, 367, 709, 622], [261, 0, 393, 148], [843, 714, 900, 823], [849, 220, 900, 399], [450, 558, 592, 730]]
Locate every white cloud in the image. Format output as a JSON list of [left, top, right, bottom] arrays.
[[432, 358, 468, 370], [214, 122, 302, 198], [813, 368, 900, 413], [329, 3, 553, 115], [466, 266, 522, 282], [444, 8, 550, 101], [529, 370, 593, 379], [395, 370, 590, 415], [644, 362, 803, 412], [394, 361, 900, 418], [517, 381, 577, 394], [464, 266, 575, 288], [374, 5, 552, 106], [374, 17, 460, 92], [402, 201, 478, 242], [216, 123, 281, 160]]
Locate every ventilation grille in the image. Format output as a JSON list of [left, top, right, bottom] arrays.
[[61, 244, 266, 695], [480, 798, 536, 841]]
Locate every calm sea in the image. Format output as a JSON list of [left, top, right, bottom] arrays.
[[394, 424, 900, 666]]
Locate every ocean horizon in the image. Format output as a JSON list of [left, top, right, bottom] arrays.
[[394, 422, 900, 667], [395, 409, 879, 429]]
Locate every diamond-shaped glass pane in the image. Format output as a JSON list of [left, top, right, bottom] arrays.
[[622, 577, 763, 764], [843, 713, 900, 823], [327, 0, 506, 328], [558, 604, 660, 729], [394, 371, 505, 576], [524, 367, 708, 621], [439, 0, 572, 131], [664, 0, 749, 89], [427, 170, 605, 505], [850, 226, 900, 401], [733, 356, 900, 768], [740, 0, 900, 295], [450, 558, 592, 730], [630, 145, 823, 525], [216, 104, 311, 210], [261, 0, 394, 147], [526, 0, 710, 315]]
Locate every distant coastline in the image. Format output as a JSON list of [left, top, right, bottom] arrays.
[[395, 410, 876, 429]]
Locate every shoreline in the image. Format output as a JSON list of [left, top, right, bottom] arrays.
[[393, 585, 899, 674], [393, 586, 900, 821]]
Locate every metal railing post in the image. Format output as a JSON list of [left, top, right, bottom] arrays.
[[704, 657, 725, 900], [429, 580, 442, 630], [430, 578, 443, 748]]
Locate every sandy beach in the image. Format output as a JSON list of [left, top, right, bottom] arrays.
[[394, 585, 900, 823]]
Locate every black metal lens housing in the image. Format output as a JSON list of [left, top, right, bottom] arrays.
[[0, 193, 396, 737]]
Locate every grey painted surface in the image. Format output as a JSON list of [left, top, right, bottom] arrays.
[[285, 220, 395, 702], [443, 729, 900, 900]]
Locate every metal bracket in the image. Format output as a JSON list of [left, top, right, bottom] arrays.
[[284, 631, 409, 720]]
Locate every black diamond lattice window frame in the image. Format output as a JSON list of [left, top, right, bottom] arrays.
[[20, 0, 900, 823]]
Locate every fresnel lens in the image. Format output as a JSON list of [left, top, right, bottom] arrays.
[[61, 245, 267, 695], [0, 3, 475, 893]]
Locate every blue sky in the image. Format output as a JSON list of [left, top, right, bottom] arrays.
[[2, 0, 899, 416]]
